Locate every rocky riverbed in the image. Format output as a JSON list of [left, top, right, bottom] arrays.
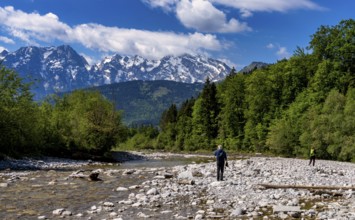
[[0, 153, 354, 219]]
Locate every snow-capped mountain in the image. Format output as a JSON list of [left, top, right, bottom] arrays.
[[89, 53, 230, 86], [1, 45, 231, 98], [1, 45, 90, 97], [0, 49, 8, 60]]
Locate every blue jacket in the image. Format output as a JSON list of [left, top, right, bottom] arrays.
[[214, 149, 227, 164]]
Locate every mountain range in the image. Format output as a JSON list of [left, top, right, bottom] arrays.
[[0, 45, 231, 99], [0, 45, 270, 125]]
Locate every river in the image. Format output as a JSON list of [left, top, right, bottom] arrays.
[[0, 153, 213, 220]]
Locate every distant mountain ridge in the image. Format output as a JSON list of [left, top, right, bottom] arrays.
[[238, 61, 269, 74], [1, 45, 232, 99]]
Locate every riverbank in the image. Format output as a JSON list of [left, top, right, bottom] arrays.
[[0, 152, 354, 219]]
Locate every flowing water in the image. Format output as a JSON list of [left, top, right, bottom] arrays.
[[0, 155, 212, 220]]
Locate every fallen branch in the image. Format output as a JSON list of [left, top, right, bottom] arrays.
[[258, 184, 355, 190]]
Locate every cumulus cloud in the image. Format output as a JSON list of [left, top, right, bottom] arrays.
[[176, 0, 251, 33], [72, 24, 221, 59], [0, 6, 71, 43], [143, 0, 322, 31], [0, 6, 223, 60]]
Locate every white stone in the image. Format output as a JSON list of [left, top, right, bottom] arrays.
[[62, 211, 72, 216], [137, 212, 150, 218], [146, 188, 158, 195], [109, 212, 118, 217], [103, 202, 114, 207], [177, 171, 193, 180], [0, 183, 8, 187], [116, 187, 128, 191], [52, 208, 64, 216], [132, 202, 142, 207], [119, 200, 133, 205], [230, 208, 243, 216], [196, 210, 205, 214], [206, 200, 214, 205], [195, 214, 203, 220]]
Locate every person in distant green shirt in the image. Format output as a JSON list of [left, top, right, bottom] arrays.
[[309, 147, 316, 166]]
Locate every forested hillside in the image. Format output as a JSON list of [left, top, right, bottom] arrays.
[[121, 19, 355, 162], [86, 80, 204, 125]]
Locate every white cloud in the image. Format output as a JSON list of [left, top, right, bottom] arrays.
[[80, 53, 97, 66], [0, 35, 15, 44], [277, 46, 290, 59], [72, 24, 221, 59], [239, 8, 253, 18], [218, 58, 237, 69], [143, 0, 322, 31], [267, 43, 290, 59], [211, 0, 323, 15], [0, 46, 7, 52], [0, 6, 71, 43], [142, 0, 178, 12], [176, 0, 251, 33], [0, 6, 223, 60], [266, 43, 275, 49]]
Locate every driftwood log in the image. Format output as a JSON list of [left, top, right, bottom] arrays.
[[258, 184, 355, 190]]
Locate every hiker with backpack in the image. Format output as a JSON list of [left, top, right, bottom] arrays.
[[214, 144, 228, 181], [309, 147, 316, 166]]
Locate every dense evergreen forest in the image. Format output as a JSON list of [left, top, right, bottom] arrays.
[[0, 19, 354, 162]]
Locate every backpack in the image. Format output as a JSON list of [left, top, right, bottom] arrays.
[[216, 150, 225, 161]]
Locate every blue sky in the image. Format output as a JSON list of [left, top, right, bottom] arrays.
[[0, 0, 354, 69]]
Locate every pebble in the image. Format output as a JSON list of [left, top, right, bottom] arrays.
[[116, 187, 128, 191]]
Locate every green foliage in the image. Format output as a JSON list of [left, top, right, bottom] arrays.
[[160, 104, 177, 131], [131, 19, 355, 162], [118, 125, 158, 150], [183, 78, 220, 151], [217, 73, 246, 150], [0, 66, 42, 156], [50, 90, 124, 155]]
